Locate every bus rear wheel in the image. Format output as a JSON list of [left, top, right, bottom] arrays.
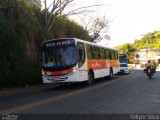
[[86, 71, 94, 85]]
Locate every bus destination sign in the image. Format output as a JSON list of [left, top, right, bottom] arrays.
[[45, 39, 75, 47]]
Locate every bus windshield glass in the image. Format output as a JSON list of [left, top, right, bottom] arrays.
[[119, 54, 128, 63], [42, 47, 77, 69]]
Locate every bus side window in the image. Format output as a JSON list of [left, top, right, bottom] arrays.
[[112, 51, 116, 60], [77, 42, 85, 67], [105, 49, 109, 60], [93, 46, 100, 60], [108, 51, 112, 60], [99, 48, 105, 60], [115, 51, 118, 60], [86, 45, 93, 60]]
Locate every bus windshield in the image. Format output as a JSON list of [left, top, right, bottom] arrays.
[[119, 54, 128, 63], [42, 47, 77, 69]]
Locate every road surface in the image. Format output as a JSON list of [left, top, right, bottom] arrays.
[[0, 69, 160, 120]]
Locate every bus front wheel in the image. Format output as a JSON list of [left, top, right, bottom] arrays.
[[86, 71, 94, 85], [109, 69, 113, 79]]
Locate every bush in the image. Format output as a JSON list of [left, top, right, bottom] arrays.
[[0, 19, 42, 88]]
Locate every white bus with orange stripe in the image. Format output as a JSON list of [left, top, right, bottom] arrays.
[[41, 38, 120, 85]]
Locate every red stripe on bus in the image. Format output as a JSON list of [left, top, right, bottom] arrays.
[[43, 68, 74, 76]]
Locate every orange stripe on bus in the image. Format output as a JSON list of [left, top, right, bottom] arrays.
[[87, 60, 119, 70], [109, 60, 120, 67], [87, 60, 106, 70]]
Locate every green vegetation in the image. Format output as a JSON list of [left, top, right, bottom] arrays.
[[0, 0, 92, 88], [114, 31, 160, 63], [115, 43, 135, 63], [133, 31, 160, 49]]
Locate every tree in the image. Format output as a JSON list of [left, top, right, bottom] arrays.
[[79, 13, 110, 42], [115, 43, 136, 63], [44, 0, 73, 33], [133, 31, 160, 49], [115, 30, 160, 63], [89, 16, 110, 42], [43, 0, 102, 40]]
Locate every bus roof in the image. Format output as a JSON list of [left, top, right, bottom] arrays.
[[41, 38, 117, 51]]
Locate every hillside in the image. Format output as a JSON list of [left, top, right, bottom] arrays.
[[0, 0, 92, 88], [114, 31, 160, 63], [133, 31, 160, 49]]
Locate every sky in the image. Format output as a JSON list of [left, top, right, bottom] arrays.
[[42, 0, 160, 47]]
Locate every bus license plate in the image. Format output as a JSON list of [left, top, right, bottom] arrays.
[[54, 78, 61, 81]]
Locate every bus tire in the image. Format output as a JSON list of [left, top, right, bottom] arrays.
[[86, 71, 94, 85], [109, 68, 113, 79]]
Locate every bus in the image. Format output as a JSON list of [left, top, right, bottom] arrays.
[[41, 38, 120, 85], [119, 54, 128, 64]]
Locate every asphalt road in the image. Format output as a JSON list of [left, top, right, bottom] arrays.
[[0, 69, 160, 120]]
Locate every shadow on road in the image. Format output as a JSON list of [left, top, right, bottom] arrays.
[[46, 75, 124, 91]]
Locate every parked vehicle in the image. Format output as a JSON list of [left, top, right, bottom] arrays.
[[118, 63, 130, 75], [119, 54, 128, 64]]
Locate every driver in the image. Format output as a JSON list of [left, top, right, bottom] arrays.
[[57, 55, 65, 66], [145, 60, 154, 69]]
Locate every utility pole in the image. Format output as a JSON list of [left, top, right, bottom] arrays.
[[142, 34, 149, 63], [145, 36, 149, 62]]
